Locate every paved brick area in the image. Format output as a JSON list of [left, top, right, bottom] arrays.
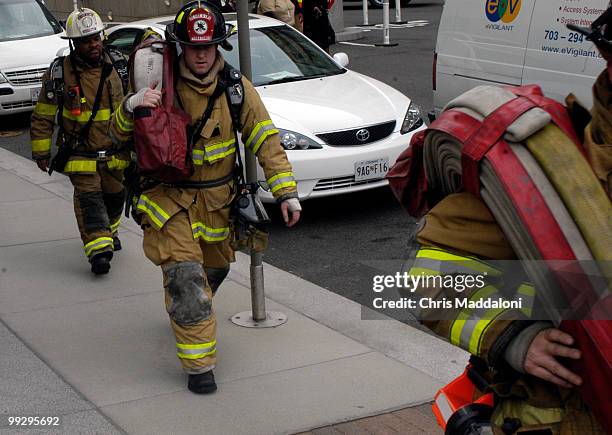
[[297, 403, 441, 434]]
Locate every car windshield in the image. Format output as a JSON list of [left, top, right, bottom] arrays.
[[0, 0, 62, 42], [220, 25, 345, 86]]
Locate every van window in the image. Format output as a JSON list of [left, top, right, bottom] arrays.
[[0, 0, 63, 42]]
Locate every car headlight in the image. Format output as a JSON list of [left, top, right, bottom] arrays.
[[0, 72, 7, 84], [400, 102, 424, 134], [278, 128, 322, 150]]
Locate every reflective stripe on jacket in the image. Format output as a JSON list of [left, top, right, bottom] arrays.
[[408, 246, 534, 362]]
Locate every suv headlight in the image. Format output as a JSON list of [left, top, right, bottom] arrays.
[[278, 128, 322, 150], [400, 102, 424, 134], [0, 72, 7, 84]]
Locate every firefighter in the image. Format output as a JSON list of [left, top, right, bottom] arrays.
[[30, 8, 130, 275], [405, 192, 607, 434], [110, 1, 301, 394], [392, 7, 612, 435], [396, 11, 612, 433]]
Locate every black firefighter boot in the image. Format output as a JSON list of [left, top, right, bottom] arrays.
[[188, 370, 217, 394], [90, 251, 113, 275]]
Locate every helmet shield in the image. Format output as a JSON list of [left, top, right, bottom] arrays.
[[167, 1, 233, 47]]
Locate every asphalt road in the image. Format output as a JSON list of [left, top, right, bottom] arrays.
[[0, 0, 444, 310]]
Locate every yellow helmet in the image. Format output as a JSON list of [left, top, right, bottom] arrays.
[[62, 8, 105, 40]]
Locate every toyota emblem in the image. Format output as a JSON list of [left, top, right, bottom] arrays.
[[356, 129, 370, 142]]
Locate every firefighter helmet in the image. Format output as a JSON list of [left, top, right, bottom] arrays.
[[166, 1, 233, 47], [62, 8, 105, 40]]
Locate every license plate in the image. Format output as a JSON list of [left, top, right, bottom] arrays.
[[354, 158, 389, 182], [31, 87, 41, 102]]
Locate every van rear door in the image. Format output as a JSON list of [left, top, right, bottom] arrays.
[[434, 0, 534, 113], [522, 0, 607, 107]]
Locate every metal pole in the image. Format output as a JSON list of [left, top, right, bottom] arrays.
[[250, 254, 266, 321], [357, 0, 375, 27], [375, 0, 398, 46], [237, 0, 265, 322], [393, 0, 407, 24], [382, 0, 390, 44], [231, 0, 287, 328]]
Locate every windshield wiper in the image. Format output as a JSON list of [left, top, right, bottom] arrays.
[[264, 73, 329, 86]]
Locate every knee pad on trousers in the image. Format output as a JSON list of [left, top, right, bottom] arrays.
[[77, 191, 110, 232], [164, 262, 212, 326], [103, 189, 126, 221], [204, 266, 230, 295]]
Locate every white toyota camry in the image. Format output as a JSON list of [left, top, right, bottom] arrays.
[[106, 14, 425, 202]]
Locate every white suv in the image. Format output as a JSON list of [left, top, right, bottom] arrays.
[[0, 0, 67, 115]]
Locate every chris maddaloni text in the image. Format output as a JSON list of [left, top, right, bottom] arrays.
[[372, 297, 523, 310]]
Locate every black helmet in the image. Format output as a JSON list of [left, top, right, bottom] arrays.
[[166, 1, 233, 48]]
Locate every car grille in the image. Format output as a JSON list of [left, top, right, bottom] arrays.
[[313, 175, 386, 192], [1, 100, 36, 110], [4, 67, 48, 86], [316, 121, 396, 146]]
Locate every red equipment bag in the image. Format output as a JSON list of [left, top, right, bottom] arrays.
[[133, 44, 193, 183]]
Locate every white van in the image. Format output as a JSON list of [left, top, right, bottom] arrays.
[[0, 0, 67, 115], [433, 0, 608, 116]]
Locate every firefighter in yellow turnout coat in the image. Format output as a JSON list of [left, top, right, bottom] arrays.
[[110, 1, 301, 394], [408, 193, 605, 434], [30, 8, 129, 275], [401, 10, 612, 433]]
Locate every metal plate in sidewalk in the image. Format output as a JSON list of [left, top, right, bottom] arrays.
[[231, 311, 288, 328]]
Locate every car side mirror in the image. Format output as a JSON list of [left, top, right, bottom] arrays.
[[333, 52, 349, 68]]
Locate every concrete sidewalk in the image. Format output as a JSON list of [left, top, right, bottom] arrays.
[[0, 147, 468, 434]]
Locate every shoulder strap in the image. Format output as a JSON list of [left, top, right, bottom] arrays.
[[220, 63, 246, 185], [79, 62, 114, 142], [191, 80, 227, 146], [221, 63, 244, 131], [106, 47, 129, 93]]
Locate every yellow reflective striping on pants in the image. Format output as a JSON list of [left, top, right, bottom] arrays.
[[84, 237, 114, 257], [31, 138, 52, 153], [63, 160, 97, 173], [136, 195, 170, 229], [176, 340, 217, 360], [110, 216, 121, 233], [191, 222, 230, 242]]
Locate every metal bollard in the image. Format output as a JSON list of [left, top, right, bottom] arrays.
[[375, 0, 398, 46], [358, 0, 375, 27], [393, 0, 407, 24], [250, 252, 266, 322], [231, 251, 287, 328], [231, 0, 287, 329]]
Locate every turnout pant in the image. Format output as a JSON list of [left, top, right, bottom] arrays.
[[143, 210, 233, 374], [70, 163, 125, 259]]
